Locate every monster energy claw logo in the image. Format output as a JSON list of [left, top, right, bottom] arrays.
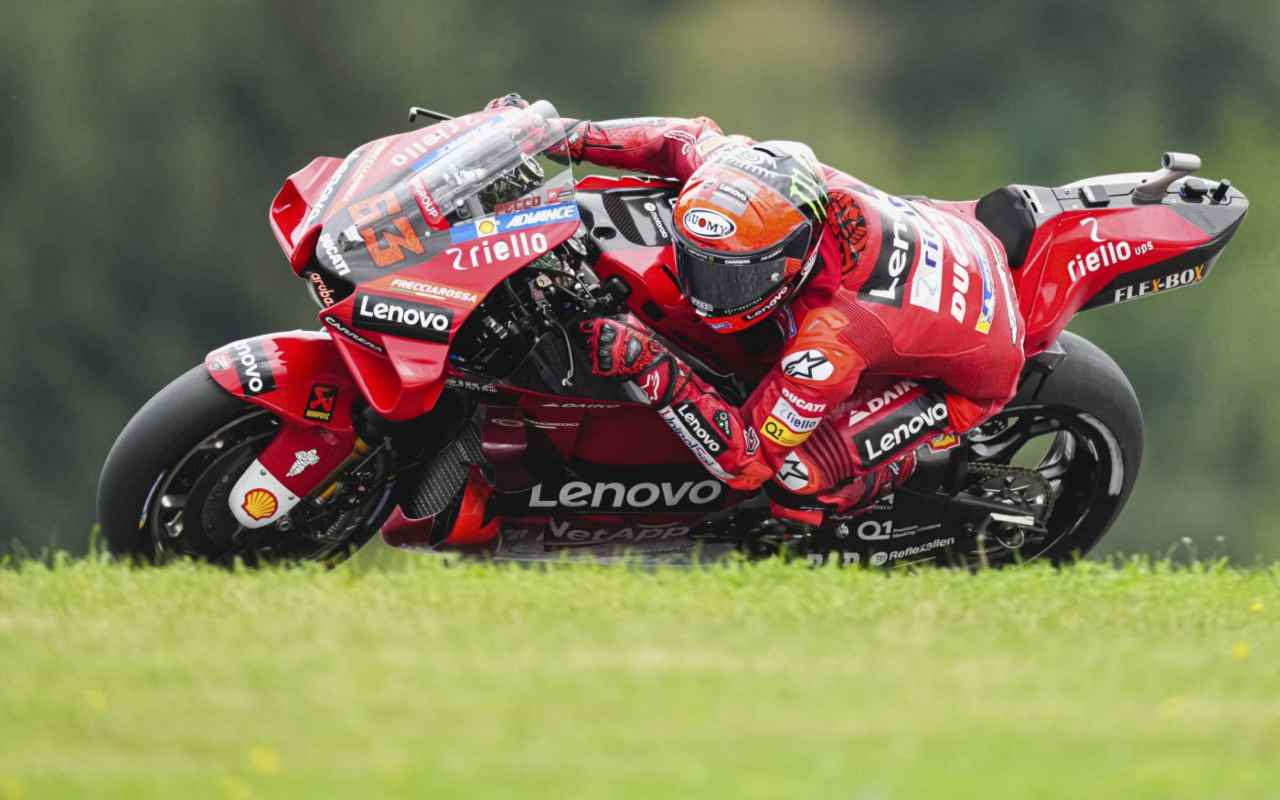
[[789, 170, 826, 221]]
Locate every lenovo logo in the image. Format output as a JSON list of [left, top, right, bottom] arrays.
[[853, 394, 949, 467], [527, 480, 724, 509], [353, 292, 453, 343]]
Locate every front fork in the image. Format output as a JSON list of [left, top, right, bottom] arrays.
[[206, 331, 364, 529]]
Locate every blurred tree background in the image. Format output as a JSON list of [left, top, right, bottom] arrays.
[[2, 0, 1276, 559]]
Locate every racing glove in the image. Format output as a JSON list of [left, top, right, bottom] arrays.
[[579, 316, 773, 490], [581, 316, 669, 378]]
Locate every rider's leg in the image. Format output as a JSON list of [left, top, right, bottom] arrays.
[[764, 380, 976, 525]]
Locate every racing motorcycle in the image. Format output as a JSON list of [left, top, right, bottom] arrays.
[[96, 99, 1249, 568]]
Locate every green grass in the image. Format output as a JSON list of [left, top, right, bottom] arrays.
[[1, 548, 1277, 800]]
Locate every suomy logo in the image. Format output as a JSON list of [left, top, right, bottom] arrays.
[[682, 208, 736, 240], [528, 480, 724, 509]]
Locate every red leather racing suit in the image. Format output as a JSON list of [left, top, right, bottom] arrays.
[[569, 116, 1027, 523]]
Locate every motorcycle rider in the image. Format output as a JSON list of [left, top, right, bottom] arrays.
[[490, 98, 1027, 525]]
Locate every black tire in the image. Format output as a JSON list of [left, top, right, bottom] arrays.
[[802, 331, 1142, 569], [1002, 329, 1144, 562], [97, 365, 394, 565], [97, 366, 247, 560]]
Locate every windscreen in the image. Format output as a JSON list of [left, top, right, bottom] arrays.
[[309, 101, 576, 285]]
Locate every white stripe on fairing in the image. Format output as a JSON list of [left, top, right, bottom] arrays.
[[1078, 413, 1125, 496]]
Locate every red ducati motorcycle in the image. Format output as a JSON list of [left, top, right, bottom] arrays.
[[97, 100, 1248, 567]]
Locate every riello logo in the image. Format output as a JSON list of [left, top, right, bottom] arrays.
[[1068, 217, 1155, 283]]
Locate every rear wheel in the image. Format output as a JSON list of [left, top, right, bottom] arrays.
[[97, 366, 395, 566], [805, 331, 1143, 568], [933, 330, 1143, 567]]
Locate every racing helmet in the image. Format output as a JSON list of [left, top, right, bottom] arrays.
[[672, 140, 828, 333]]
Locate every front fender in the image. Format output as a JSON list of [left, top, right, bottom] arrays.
[[205, 331, 361, 528], [206, 330, 361, 429]]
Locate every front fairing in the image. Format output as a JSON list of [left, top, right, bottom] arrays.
[[274, 103, 580, 419]]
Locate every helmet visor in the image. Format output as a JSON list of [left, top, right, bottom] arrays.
[[675, 224, 812, 317]]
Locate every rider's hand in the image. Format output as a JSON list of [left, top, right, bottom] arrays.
[[546, 117, 586, 164], [485, 93, 529, 110], [579, 317, 669, 379]]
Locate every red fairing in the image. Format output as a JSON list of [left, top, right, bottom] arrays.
[[1012, 206, 1210, 354], [262, 108, 585, 421], [205, 332, 359, 497], [269, 155, 349, 272], [269, 113, 510, 273], [315, 212, 579, 421]]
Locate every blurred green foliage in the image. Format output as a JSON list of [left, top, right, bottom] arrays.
[[2, 0, 1277, 558]]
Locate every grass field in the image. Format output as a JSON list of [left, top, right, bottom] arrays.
[[1, 547, 1277, 800]]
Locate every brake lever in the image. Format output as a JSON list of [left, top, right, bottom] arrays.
[[408, 106, 453, 123], [554, 319, 576, 388]]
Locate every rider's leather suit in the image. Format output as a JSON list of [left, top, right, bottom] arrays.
[[569, 116, 1026, 523]]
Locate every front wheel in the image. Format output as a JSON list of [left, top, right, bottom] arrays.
[[96, 366, 396, 566]]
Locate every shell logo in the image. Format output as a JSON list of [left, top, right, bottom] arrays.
[[475, 217, 500, 237], [241, 488, 279, 521]]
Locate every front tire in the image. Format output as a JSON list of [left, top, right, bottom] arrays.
[[97, 366, 392, 565], [98, 367, 246, 560]]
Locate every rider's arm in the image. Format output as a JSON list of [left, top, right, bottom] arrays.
[[563, 116, 735, 181], [583, 313, 864, 492]]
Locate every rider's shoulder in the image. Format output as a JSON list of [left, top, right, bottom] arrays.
[[822, 166, 881, 199]]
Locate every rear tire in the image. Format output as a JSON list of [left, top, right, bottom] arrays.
[[1003, 329, 1144, 562], [803, 331, 1143, 568]]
